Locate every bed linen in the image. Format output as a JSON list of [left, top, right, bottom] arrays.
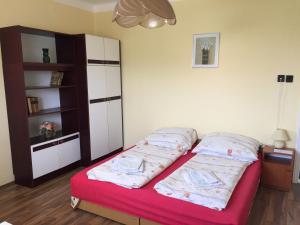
[[71, 150, 261, 225], [154, 154, 250, 210], [87, 144, 185, 188]]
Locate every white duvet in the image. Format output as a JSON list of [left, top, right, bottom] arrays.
[[154, 154, 250, 210], [87, 144, 185, 189]]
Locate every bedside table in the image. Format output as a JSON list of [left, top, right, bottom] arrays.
[[261, 146, 295, 191]]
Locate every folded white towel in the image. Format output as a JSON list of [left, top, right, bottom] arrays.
[[182, 168, 223, 188], [111, 156, 144, 174]]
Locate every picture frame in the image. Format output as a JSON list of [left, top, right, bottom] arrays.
[[192, 32, 220, 68]]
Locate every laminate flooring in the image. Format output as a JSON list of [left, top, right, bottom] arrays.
[[0, 169, 299, 225]]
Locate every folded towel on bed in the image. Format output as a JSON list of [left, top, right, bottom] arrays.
[[111, 156, 144, 174], [182, 168, 223, 188]]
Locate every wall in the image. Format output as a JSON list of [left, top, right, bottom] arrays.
[[0, 0, 94, 186], [1, 0, 300, 185], [94, 0, 300, 152]]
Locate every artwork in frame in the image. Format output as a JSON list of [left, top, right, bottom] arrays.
[[192, 32, 220, 68]]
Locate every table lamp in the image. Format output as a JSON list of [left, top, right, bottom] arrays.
[[272, 128, 289, 148]]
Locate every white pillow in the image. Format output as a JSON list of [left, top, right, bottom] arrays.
[[154, 127, 198, 146], [137, 133, 192, 151], [192, 132, 260, 162]]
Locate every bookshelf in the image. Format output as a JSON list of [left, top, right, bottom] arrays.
[[25, 85, 76, 90], [23, 62, 74, 71], [0, 26, 81, 187]]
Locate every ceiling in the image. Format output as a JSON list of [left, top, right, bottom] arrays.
[[55, 0, 118, 12], [55, 0, 177, 13]]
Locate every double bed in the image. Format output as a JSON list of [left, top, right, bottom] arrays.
[[70, 146, 261, 225]]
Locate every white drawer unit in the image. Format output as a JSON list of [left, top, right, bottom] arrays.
[[31, 133, 80, 179]]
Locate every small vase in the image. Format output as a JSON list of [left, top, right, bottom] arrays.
[[42, 48, 50, 63]]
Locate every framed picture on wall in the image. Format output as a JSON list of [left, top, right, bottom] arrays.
[[192, 32, 220, 68]]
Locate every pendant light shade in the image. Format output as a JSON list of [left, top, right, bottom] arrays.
[[112, 0, 176, 29]]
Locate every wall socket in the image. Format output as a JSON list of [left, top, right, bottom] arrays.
[[286, 75, 294, 83], [277, 74, 294, 83], [277, 75, 285, 82]]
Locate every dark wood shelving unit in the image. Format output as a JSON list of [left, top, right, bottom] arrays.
[[25, 85, 76, 90], [28, 107, 77, 117], [23, 62, 74, 71], [0, 25, 81, 187]]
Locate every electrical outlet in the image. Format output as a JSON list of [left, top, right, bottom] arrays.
[[277, 75, 285, 82], [286, 75, 294, 83]]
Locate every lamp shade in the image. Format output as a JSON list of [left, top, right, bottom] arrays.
[[272, 128, 289, 141], [112, 0, 176, 29]]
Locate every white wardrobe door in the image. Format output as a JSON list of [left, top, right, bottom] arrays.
[[89, 102, 110, 160], [31, 147, 60, 179], [85, 34, 105, 61], [104, 38, 120, 61], [58, 138, 81, 168], [107, 99, 123, 151], [87, 65, 106, 100], [105, 66, 121, 97]]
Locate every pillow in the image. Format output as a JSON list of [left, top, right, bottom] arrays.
[[137, 133, 192, 151], [192, 132, 260, 162], [154, 127, 198, 146]]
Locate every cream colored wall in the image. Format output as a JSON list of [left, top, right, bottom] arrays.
[[1, 0, 300, 186], [94, 0, 300, 150], [0, 0, 94, 186]]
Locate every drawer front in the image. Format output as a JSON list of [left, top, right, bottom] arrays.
[[58, 136, 81, 168], [31, 134, 80, 179], [262, 162, 293, 190], [32, 145, 60, 179]]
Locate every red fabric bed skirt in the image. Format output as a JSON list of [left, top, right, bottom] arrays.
[[71, 150, 261, 225]]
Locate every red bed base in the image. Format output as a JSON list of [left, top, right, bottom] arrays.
[[71, 150, 261, 225]]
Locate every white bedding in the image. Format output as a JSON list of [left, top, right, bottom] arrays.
[[87, 144, 185, 189], [154, 154, 250, 210]]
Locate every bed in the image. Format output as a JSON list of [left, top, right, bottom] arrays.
[[70, 148, 261, 225]]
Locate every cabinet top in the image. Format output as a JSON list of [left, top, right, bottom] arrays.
[[263, 145, 295, 157], [0, 25, 74, 37]]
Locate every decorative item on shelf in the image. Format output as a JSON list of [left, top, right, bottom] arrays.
[[40, 121, 56, 139], [50, 72, 64, 86], [26, 96, 39, 114], [272, 128, 289, 148], [112, 0, 176, 29], [42, 48, 50, 63]]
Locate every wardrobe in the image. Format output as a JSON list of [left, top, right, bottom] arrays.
[[77, 34, 123, 166]]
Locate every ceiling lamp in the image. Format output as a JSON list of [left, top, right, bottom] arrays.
[[112, 0, 177, 29]]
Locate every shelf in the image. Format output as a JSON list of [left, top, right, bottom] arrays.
[[25, 85, 76, 90], [23, 62, 74, 71], [28, 107, 77, 117], [30, 130, 63, 145]]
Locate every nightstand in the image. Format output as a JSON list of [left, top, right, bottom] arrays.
[[261, 145, 295, 191]]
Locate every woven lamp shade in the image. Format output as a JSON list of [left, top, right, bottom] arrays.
[[112, 0, 176, 28], [272, 129, 289, 141]]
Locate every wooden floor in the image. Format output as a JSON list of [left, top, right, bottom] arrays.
[[0, 169, 299, 225]]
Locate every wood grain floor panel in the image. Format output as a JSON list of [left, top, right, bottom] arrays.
[[0, 169, 299, 225]]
